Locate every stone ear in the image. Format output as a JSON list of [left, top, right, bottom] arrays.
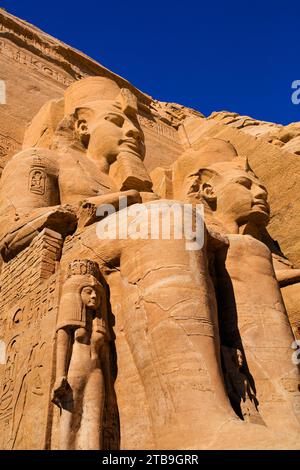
[[75, 119, 89, 136], [200, 182, 217, 203], [74, 119, 90, 148], [74, 107, 92, 147], [75, 119, 88, 135]]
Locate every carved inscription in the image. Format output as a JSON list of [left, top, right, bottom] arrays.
[[0, 229, 63, 448], [0, 135, 19, 158], [138, 114, 179, 142], [29, 156, 46, 195], [0, 39, 74, 86]]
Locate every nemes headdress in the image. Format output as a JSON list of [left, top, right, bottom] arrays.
[[64, 76, 138, 116]]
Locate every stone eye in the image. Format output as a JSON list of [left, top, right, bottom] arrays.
[[104, 114, 124, 127], [236, 178, 252, 189], [83, 287, 92, 294]]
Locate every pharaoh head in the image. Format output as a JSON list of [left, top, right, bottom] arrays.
[[23, 77, 146, 174], [64, 77, 145, 170], [182, 139, 270, 233]]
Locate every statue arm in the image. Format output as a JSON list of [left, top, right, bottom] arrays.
[[84, 189, 141, 210], [52, 327, 73, 406], [0, 205, 77, 261], [76, 189, 141, 229]]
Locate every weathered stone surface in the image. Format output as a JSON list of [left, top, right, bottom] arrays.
[[0, 8, 200, 177], [0, 8, 300, 451], [179, 116, 300, 269], [0, 229, 62, 449]]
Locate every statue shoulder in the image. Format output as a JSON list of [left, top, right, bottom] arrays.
[[5, 147, 59, 173], [0, 147, 61, 215], [206, 224, 229, 253], [227, 234, 271, 257]]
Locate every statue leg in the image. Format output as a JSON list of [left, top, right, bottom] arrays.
[[59, 343, 88, 449], [78, 368, 105, 450], [59, 376, 83, 450], [58, 205, 292, 448], [60, 204, 237, 448]]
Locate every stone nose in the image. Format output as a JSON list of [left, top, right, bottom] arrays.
[[252, 184, 267, 201], [123, 120, 141, 140]]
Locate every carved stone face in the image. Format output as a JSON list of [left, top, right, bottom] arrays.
[[76, 100, 145, 164], [201, 166, 270, 228], [80, 286, 101, 310], [217, 169, 269, 224]]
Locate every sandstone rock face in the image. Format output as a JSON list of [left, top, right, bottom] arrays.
[[0, 8, 300, 450]]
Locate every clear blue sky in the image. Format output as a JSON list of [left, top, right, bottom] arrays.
[[1, 0, 300, 125]]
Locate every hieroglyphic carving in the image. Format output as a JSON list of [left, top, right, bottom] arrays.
[[29, 155, 46, 195], [0, 17, 87, 82], [138, 114, 180, 143], [0, 134, 19, 158], [0, 22, 67, 63], [0, 230, 62, 449], [0, 229, 63, 312], [0, 39, 74, 86], [0, 336, 19, 421]]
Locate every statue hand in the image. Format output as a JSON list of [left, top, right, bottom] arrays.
[[77, 201, 97, 229], [52, 376, 71, 406], [77, 190, 142, 230], [122, 189, 142, 205]]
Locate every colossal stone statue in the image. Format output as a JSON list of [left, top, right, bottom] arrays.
[[0, 77, 153, 262], [0, 76, 299, 450], [173, 142, 300, 440]]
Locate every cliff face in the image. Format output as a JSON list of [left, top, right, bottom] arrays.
[[0, 8, 202, 175], [0, 8, 300, 451], [1, 7, 299, 267]]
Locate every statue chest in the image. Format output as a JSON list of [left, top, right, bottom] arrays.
[[222, 234, 285, 311], [58, 154, 115, 204]]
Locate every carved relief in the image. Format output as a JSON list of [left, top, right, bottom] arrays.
[[0, 336, 19, 418], [0, 228, 63, 449], [0, 51, 299, 450], [29, 156, 46, 195], [0, 39, 74, 86], [0, 134, 20, 175], [138, 114, 180, 142], [0, 135, 19, 158], [52, 259, 119, 450], [0, 275, 60, 449], [0, 229, 63, 310]]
